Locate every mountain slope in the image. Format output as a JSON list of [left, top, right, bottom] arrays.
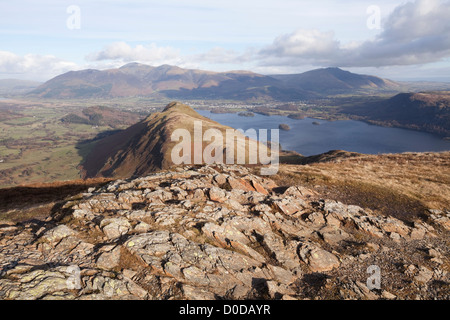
[[273, 67, 400, 94], [30, 67, 153, 98], [30, 63, 301, 100], [80, 102, 272, 178], [344, 92, 450, 137]]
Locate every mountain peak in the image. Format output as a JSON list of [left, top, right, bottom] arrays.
[[162, 101, 193, 112], [81, 102, 269, 179], [323, 67, 347, 74], [119, 62, 151, 69], [324, 67, 343, 71], [138, 101, 200, 121], [141, 101, 199, 122]]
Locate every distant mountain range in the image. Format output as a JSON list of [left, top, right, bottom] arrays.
[[28, 63, 402, 100]]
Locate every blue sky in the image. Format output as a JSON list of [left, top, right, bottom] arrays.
[[1, 0, 450, 81]]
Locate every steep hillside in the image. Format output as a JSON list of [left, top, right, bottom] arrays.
[[29, 67, 153, 98], [80, 102, 272, 179], [344, 92, 450, 137]]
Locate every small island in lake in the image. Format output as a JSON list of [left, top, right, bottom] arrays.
[[312, 121, 321, 125], [288, 113, 305, 120], [211, 109, 235, 114], [238, 112, 255, 117], [279, 123, 291, 131]]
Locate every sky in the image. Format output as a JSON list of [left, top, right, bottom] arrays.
[[1, 0, 450, 82]]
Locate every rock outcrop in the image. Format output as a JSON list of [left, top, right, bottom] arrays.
[[0, 165, 448, 300]]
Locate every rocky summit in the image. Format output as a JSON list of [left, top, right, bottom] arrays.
[[0, 165, 448, 300]]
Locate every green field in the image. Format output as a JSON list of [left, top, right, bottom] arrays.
[[0, 98, 153, 188]]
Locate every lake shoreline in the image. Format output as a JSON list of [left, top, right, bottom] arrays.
[[202, 107, 449, 141], [198, 110, 450, 156]]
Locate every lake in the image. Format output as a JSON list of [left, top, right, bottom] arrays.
[[197, 110, 450, 156]]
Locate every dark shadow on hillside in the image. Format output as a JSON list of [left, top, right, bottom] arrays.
[[160, 78, 316, 101], [75, 128, 123, 172], [0, 179, 111, 223], [278, 150, 362, 165]]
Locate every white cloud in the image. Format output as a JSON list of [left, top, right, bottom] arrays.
[[382, 0, 446, 42], [0, 51, 79, 81], [86, 42, 184, 66], [87, 42, 255, 71], [2, 0, 450, 81], [258, 0, 450, 68], [260, 29, 339, 60], [189, 47, 254, 65]]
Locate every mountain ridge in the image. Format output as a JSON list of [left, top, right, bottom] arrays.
[[28, 63, 400, 100], [80, 101, 274, 179], [272, 67, 400, 94]]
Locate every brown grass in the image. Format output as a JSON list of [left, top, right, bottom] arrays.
[[118, 246, 148, 272], [273, 152, 450, 221]]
